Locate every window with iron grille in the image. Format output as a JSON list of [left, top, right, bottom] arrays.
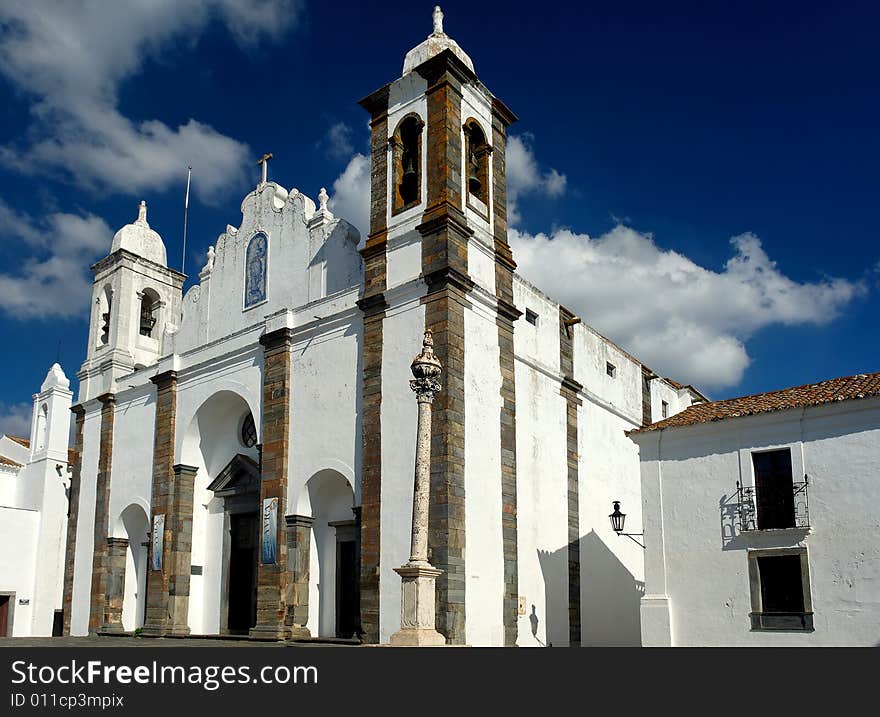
[[736, 448, 810, 531]]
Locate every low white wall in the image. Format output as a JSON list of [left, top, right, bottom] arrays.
[[0, 506, 38, 636]]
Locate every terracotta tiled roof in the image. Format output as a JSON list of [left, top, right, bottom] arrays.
[[0, 454, 22, 468], [7, 435, 29, 448], [632, 371, 880, 433]]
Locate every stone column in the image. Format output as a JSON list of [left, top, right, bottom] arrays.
[[390, 330, 446, 646], [167, 464, 197, 636], [251, 327, 293, 640], [102, 537, 128, 633], [284, 514, 313, 639], [88, 393, 115, 634], [141, 370, 178, 637], [62, 404, 86, 636]]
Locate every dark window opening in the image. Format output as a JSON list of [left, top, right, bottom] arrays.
[[751, 553, 813, 631], [525, 308, 538, 325], [606, 362, 616, 378], [753, 449, 795, 529], [464, 120, 490, 208], [661, 401, 669, 418], [100, 295, 111, 345], [241, 413, 257, 448], [393, 115, 423, 212], [139, 291, 158, 337]]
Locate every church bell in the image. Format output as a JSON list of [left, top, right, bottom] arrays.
[[468, 152, 481, 195]]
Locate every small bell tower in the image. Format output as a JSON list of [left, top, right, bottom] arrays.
[[78, 201, 185, 401]]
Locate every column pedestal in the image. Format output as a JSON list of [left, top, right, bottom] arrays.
[[390, 563, 446, 646], [101, 537, 128, 634]]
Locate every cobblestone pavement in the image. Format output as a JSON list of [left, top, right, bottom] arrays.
[[0, 636, 358, 648]]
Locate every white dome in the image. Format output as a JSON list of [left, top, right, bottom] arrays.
[[402, 6, 474, 76], [40, 363, 70, 392], [111, 200, 167, 266]]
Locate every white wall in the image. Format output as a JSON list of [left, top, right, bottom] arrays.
[[635, 398, 880, 646], [0, 507, 38, 636]]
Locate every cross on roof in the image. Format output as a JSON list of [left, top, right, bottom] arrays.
[[257, 152, 273, 184]]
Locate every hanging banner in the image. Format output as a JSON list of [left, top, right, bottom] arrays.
[[261, 497, 278, 565], [151, 514, 165, 571]]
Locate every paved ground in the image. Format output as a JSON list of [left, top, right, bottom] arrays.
[[0, 635, 358, 648]]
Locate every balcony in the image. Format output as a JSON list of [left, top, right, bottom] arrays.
[[736, 477, 810, 532]]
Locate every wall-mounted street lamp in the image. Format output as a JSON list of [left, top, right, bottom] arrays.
[[609, 500, 645, 549]]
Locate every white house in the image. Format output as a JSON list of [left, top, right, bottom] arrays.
[[0, 364, 73, 637], [629, 372, 880, 647], [63, 7, 702, 646]]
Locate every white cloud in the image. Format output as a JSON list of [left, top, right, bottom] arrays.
[[511, 225, 866, 390], [318, 122, 355, 161], [0, 402, 32, 439], [329, 153, 370, 238], [0, 1, 302, 203], [506, 134, 567, 224], [0, 200, 112, 320]]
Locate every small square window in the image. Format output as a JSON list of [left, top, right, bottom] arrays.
[[525, 309, 538, 326], [606, 362, 616, 378], [661, 401, 669, 418], [748, 549, 813, 631]]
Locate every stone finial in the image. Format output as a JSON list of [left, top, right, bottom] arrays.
[[136, 200, 148, 226], [318, 187, 329, 212], [432, 6, 444, 36], [206, 245, 215, 270], [41, 362, 70, 392], [410, 329, 442, 401]]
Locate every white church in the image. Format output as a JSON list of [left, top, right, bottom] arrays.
[[39, 8, 710, 646]]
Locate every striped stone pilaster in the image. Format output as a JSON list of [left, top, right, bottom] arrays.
[[356, 89, 390, 645], [492, 100, 521, 646], [559, 307, 583, 647], [251, 327, 293, 640], [167, 464, 197, 635], [88, 393, 115, 634], [62, 404, 86, 636], [284, 514, 313, 638], [417, 54, 473, 645], [102, 537, 128, 633], [141, 370, 178, 637]]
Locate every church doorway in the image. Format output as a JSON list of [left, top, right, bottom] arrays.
[[227, 512, 258, 633], [207, 452, 261, 635], [332, 521, 359, 638]]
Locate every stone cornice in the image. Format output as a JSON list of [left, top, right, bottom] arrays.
[[259, 326, 294, 350], [359, 235, 388, 261], [285, 514, 315, 528], [358, 84, 390, 118], [491, 97, 518, 127], [91, 248, 186, 284], [422, 266, 475, 295], [416, 205, 474, 240], [561, 376, 584, 397], [149, 370, 178, 389], [70, 404, 87, 418], [172, 464, 199, 477], [496, 297, 522, 322], [96, 392, 116, 406], [356, 293, 388, 315], [415, 48, 477, 88]]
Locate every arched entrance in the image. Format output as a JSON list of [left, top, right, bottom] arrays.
[[299, 470, 357, 638], [119, 504, 149, 632], [180, 390, 260, 635]]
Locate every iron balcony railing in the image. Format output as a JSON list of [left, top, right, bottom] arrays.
[[736, 476, 810, 532]]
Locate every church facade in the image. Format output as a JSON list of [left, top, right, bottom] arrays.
[[64, 9, 702, 646]]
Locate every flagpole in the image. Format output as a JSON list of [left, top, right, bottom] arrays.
[[181, 166, 192, 275]]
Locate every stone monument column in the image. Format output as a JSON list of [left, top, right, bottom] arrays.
[[390, 330, 447, 646]]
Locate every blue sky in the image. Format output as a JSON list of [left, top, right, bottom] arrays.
[[0, 1, 877, 436]]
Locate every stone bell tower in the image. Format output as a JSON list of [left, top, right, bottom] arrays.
[[78, 201, 185, 401], [358, 6, 521, 645]]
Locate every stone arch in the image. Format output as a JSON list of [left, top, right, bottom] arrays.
[[298, 469, 357, 639], [464, 117, 491, 208], [138, 287, 161, 338], [391, 113, 425, 214], [179, 389, 261, 635], [118, 503, 150, 632]]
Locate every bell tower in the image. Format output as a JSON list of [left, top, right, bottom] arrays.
[[358, 6, 521, 646], [78, 201, 185, 401]]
